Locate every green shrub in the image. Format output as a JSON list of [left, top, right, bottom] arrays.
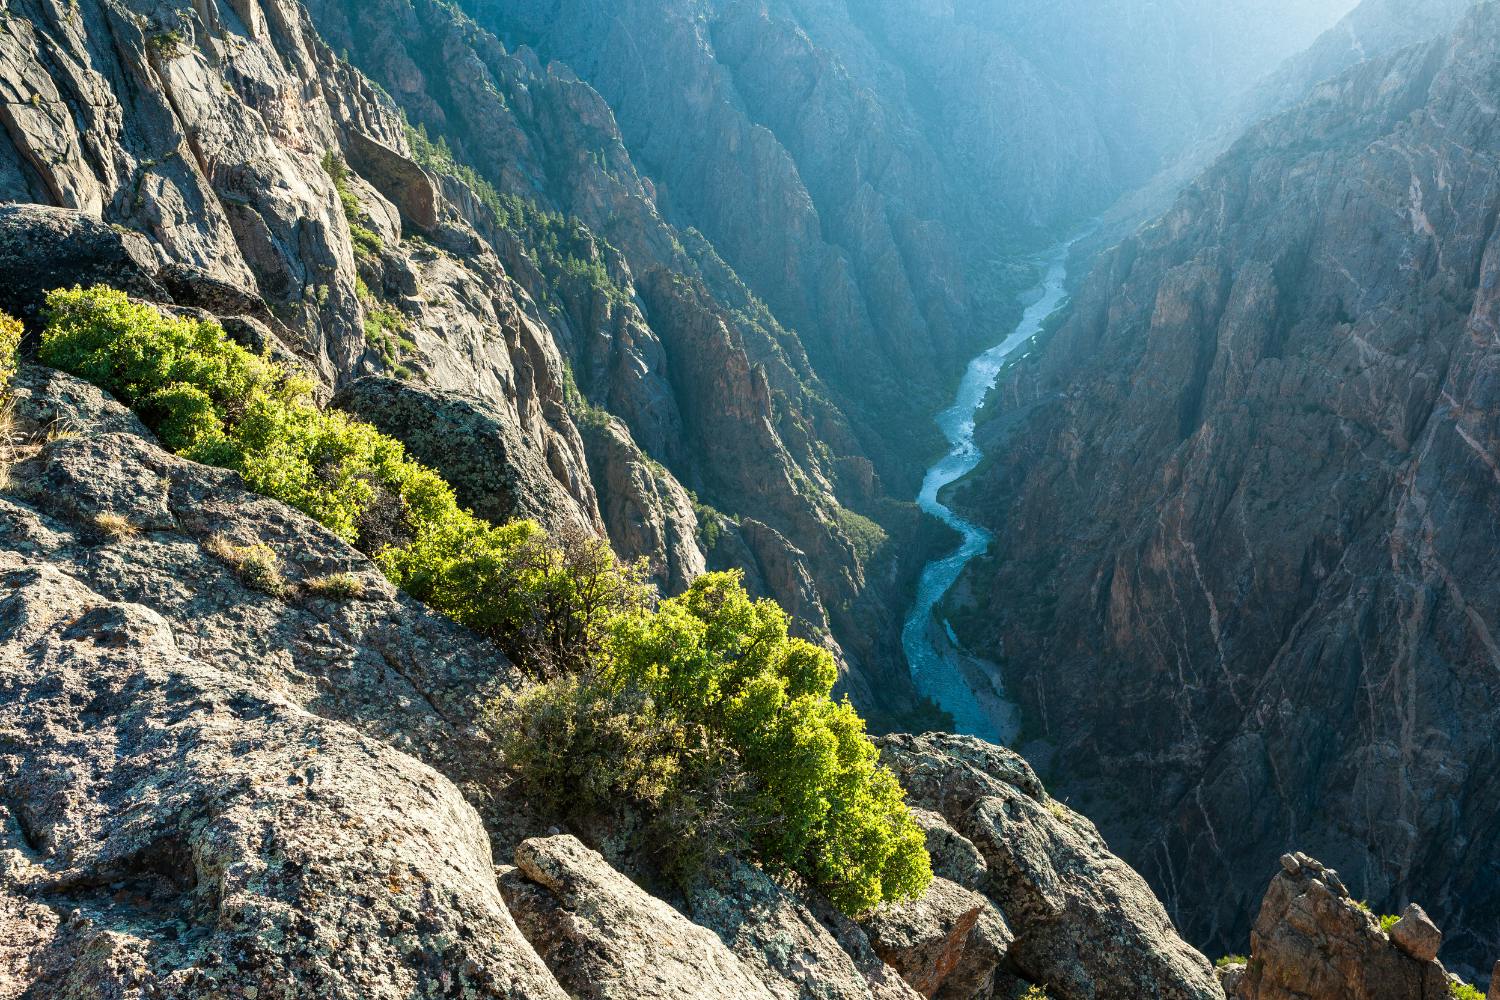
[[40, 287, 456, 548], [382, 520, 651, 678], [1450, 982, 1484, 1000], [1379, 913, 1401, 934], [1216, 955, 1248, 969], [0, 311, 21, 390], [609, 572, 932, 915], [38, 285, 932, 918]]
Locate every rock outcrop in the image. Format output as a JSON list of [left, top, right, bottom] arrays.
[[877, 734, 1224, 1000], [499, 835, 778, 1000], [951, 2, 1500, 970], [0, 363, 1226, 1000], [332, 375, 605, 539], [1232, 855, 1452, 1000]]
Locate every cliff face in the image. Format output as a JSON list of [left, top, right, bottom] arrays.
[[0, 0, 942, 720], [0, 361, 1225, 998], [952, 3, 1500, 971]]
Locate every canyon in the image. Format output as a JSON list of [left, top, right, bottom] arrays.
[[1, 0, 1498, 997]]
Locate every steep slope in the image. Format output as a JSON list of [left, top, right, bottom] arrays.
[[0, 0, 938, 721], [950, 3, 1500, 971], [458, 0, 1350, 478], [0, 358, 1223, 999]]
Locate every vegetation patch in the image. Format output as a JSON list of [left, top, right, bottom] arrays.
[[322, 151, 384, 258], [305, 572, 366, 601], [406, 124, 629, 309], [1215, 955, 1248, 969], [204, 534, 287, 597], [91, 512, 140, 542], [37, 286, 932, 917]]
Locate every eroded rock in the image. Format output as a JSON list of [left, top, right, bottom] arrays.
[[1233, 855, 1450, 1000]]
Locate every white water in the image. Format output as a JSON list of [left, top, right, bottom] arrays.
[[901, 242, 1075, 742]]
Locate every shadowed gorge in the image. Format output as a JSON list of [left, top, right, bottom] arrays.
[[2, 0, 1498, 997]]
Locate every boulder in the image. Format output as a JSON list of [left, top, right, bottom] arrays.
[[0, 540, 564, 999], [878, 734, 1223, 1000], [1388, 904, 1442, 963], [0, 204, 166, 321], [346, 129, 440, 231], [685, 856, 917, 1000], [860, 878, 989, 998], [332, 375, 604, 539], [499, 835, 777, 1000]]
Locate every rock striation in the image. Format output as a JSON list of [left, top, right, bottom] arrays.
[[952, 1, 1500, 971]]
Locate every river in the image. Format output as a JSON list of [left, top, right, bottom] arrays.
[[900, 241, 1075, 743]]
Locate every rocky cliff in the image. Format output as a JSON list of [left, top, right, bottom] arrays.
[[950, 1, 1500, 976], [0, 0, 948, 724], [0, 361, 1226, 997]]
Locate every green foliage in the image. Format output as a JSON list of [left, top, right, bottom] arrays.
[[831, 507, 888, 565], [147, 30, 184, 58], [305, 572, 366, 601], [40, 287, 449, 548], [689, 494, 730, 552], [383, 519, 652, 678], [1020, 988, 1052, 1000], [1216, 955, 1248, 969], [1450, 983, 1485, 1000], [1379, 913, 1402, 934], [0, 311, 21, 391], [608, 573, 932, 914], [39, 286, 931, 917]]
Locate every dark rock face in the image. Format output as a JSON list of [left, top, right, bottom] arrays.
[[953, 4, 1500, 969], [332, 375, 605, 539]]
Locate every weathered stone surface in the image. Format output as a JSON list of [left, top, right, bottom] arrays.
[[500, 835, 778, 1000], [0, 368, 570, 998], [877, 734, 1223, 1000], [1233, 855, 1450, 1000], [686, 857, 917, 1000], [952, 3, 1500, 969], [1488, 961, 1499, 1000], [0, 203, 166, 320], [909, 808, 987, 892], [332, 374, 604, 539], [1389, 904, 1442, 963], [860, 878, 990, 998]]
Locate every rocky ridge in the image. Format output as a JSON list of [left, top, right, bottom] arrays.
[[0, 363, 1222, 998]]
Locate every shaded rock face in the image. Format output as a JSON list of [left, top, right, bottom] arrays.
[[952, 4, 1500, 969], [579, 413, 707, 596], [457, 0, 1341, 477], [876, 734, 1224, 1000], [332, 375, 604, 539], [1233, 855, 1450, 1000]]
